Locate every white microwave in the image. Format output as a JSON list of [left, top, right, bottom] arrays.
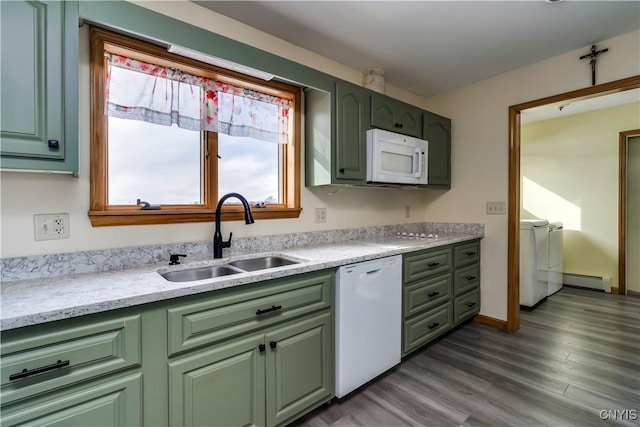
[[366, 128, 428, 185]]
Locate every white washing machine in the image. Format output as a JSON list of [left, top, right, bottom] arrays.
[[520, 219, 549, 309], [548, 222, 564, 296]]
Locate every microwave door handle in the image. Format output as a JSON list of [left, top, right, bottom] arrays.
[[414, 148, 422, 178]]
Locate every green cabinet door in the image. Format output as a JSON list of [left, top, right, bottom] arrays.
[[0, 373, 142, 426], [371, 94, 422, 138], [168, 333, 266, 427], [0, 0, 78, 173], [266, 312, 333, 427], [335, 81, 367, 183], [423, 111, 451, 188]]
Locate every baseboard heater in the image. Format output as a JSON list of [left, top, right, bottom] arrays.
[[563, 273, 611, 293]]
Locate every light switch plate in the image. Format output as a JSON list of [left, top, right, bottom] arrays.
[[486, 201, 506, 215], [34, 213, 70, 240]]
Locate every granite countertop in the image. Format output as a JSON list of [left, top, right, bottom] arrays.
[[0, 233, 482, 331]]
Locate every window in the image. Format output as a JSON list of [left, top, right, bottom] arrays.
[[89, 27, 301, 226]]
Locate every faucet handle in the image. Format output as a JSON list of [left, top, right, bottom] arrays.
[[222, 232, 233, 249]]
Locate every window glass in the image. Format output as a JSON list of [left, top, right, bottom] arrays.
[[108, 117, 202, 205], [218, 133, 280, 204]]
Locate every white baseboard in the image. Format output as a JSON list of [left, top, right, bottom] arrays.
[[563, 273, 611, 293]]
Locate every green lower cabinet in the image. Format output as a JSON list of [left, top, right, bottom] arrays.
[[0, 373, 142, 426], [266, 312, 333, 427], [168, 311, 333, 427], [168, 333, 266, 427], [403, 303, 452, 354]]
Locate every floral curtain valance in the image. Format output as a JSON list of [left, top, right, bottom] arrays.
[[105, 53, 291, 144]]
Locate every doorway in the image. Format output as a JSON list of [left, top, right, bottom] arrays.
[[622, 131, 640, 295], [506, 75, 640, 332]]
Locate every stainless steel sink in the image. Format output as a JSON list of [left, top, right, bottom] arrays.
[[160, 255, 301, 282], [228, 256, 300, 272], [160, 265, 244, 282]]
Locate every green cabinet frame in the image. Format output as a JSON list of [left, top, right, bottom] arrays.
[[0, 0, 78, 174], [370, 94, 423, 138]]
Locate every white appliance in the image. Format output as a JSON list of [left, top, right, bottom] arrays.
[[366, 128, 428, 185], [520, 219, 549, 309], [548, 222, 564, 296], [335, 255, 402, 398]]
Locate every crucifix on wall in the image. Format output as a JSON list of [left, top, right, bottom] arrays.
[[579, 44, 609, 86]]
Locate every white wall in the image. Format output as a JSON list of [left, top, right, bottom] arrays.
[[421, 30, 640, 320], [521, 103, 640, 288], [0, 1, 432, 259]]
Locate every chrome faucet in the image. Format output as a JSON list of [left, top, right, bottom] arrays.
[[214, 193, 255, 258]]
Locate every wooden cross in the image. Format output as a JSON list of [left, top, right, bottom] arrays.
[[579, 45, 608, 86]]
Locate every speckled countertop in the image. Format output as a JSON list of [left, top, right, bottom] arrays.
[[0, 233, 482, 331]]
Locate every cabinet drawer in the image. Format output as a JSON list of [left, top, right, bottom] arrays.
[[454, 290, 480, 324], [453, 241, 480, 267], [403, 303, 452, 355], [1, 373, 142, 427], [404, 248, 451, 283], [167, 270, 333, 356], [1, 315, 141, 404], [404, 274, 451, 318], [453, 264, 480, 296]]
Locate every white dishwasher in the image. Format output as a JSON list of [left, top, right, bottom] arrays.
[[335, 255, 402, 398]]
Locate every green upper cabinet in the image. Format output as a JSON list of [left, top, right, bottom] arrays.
[[370, 94, 422, 138], [0, 0, 78, 174], [423, 111, 452, 188], [335, 81, 367, 183], [305, 81, 367, 186]]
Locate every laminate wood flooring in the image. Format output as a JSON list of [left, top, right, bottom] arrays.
[[293, 287, 640, 427]]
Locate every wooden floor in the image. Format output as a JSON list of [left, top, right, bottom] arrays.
[[294, 287, 640, 427]]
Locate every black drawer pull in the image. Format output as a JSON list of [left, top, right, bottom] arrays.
[[466, 275, 477, 281], [427, 262, 440, 267], [427, 291, 440, 297], [258, 344, 266, 352], [270, 341, 277, 349], [256, 305, 282, 315], [465, 251, 477, 256], [428, 322, 440, 330], [466, 302, 477, 308], [10, 359, 70, 381]]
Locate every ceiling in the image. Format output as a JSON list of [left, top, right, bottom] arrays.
[[193, 1, 640, 98]]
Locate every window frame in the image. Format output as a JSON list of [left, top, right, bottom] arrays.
[[88, 27, 301, 227]]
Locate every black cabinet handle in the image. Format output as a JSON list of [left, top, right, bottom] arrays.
[[10, 359, 70, 381], [269, 341, 277, 349], [339, 168, 345, 174], [466, 275, 477, 281], [427, 291, 440, 297], [256, 305, 282, 315], [48, 139, 60, 150], [466, 302, 477, 308], [427, 262, 440, 267], [258, 344, 266, 352], [465, 251, 477, 256], [394, 123, 404, 129], [428, 322, 440, 330]]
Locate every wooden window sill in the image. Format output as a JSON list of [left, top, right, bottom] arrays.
[[88, 208, 302, 227]]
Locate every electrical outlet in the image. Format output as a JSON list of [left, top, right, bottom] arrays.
[[315, 208, 327, 224], [34, 213, 70, 240], [486, 201, 506, 215]]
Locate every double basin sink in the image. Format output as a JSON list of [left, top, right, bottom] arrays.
[[160, 255, 301, 283]]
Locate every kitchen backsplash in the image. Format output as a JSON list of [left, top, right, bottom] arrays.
[[1, 222, 483, 282]]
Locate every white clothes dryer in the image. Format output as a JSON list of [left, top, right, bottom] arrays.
[[520, 219, 549, 309]]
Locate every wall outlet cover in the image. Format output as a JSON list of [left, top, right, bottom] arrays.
[[34, 213, 70, 241]]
